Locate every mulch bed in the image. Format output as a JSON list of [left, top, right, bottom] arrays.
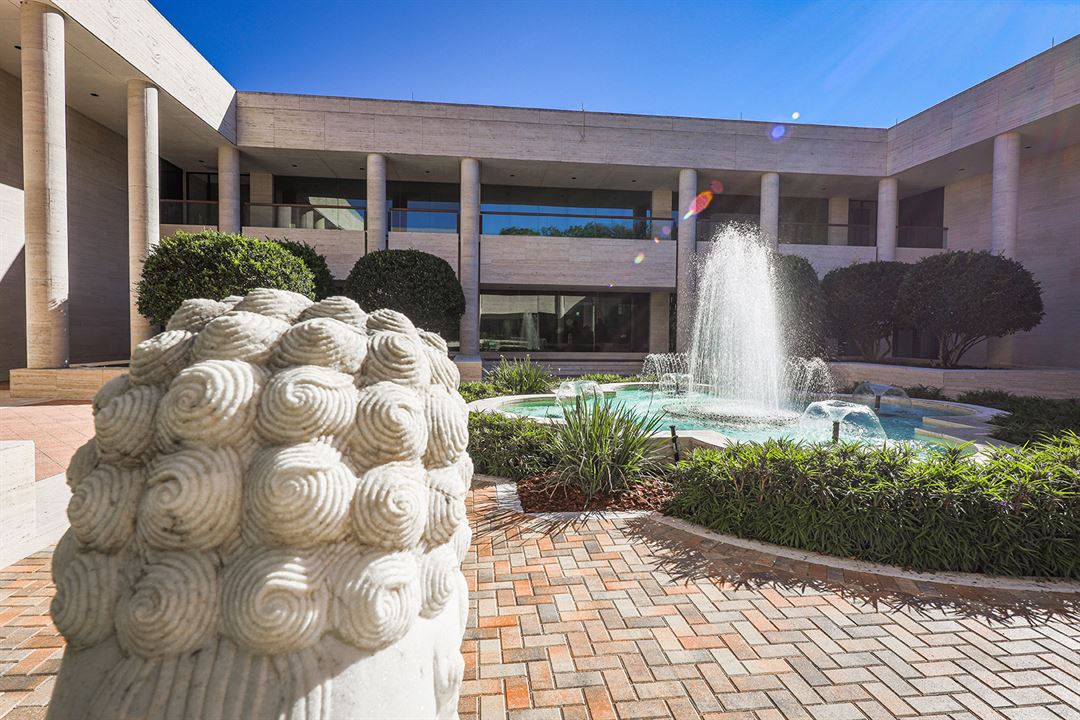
[[516, 472, 675, 513]]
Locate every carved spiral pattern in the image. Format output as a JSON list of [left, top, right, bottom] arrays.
[[192, 311, 289, 364], [426, 347, 461, 392], [255, 366, 358, 444], [351, 382, 428, 466], [94, 384, 162, 462], [55, 288, 470, 666], [424, 386, 469, 468], [66, 439, 99, 489], [129, 330, 194, 386], [365, 308, 416, 335], [68, 465, 142, 552], [158, 360, 265, 448], [418, 545, 458, 618], [233, 288, 313, 323], [115, 551, 219, 657], [330, 548, 420, 650], [363, 331, 432, 389], [92, 375, 131, 416], [350, 462, 428, 550], [244, 443, 356, 547], [298, 295, 368, 329], [138, 447, 244, 550], [165, 298, 229, 333], [424, 466, 468, 546], [51, 551, 120, 649], [272, 318, 368, 374], [221, 546, 329, 655]]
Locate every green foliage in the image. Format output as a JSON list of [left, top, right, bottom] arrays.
[[499, 222, 638, 239], [498, 226, 540, 236], [467, 412, 556, 480], [272, 238, 334, 300], [137, 231, 314, 327], [668, 434, 1080, 578], [459, 382, 503, 404], [954, 392, 1080, 446], [573, 372, 640, 384], [485, 357, 555, 395], [903, 385, 947, 401], [822, 261, 909, 360], [344, 249, 465, 337], [772, 253, 825, 358], [895, 251, 1044, 367], [549, 400, 666, 499]]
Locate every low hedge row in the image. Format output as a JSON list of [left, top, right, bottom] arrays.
[[667, 435, 1080, 578], [467, 412, 556, 480]]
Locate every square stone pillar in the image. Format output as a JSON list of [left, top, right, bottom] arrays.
[[127, 80, 159, 351], [876, 178, 898, 261], [217, 145, 241, 233], [366, 154, 387, 252], [760, 172, 780, 248], [248, 171, 274, 227], [827, 197, 848, 246], [458, 158, 481, 367], [987, 132, 1022, 367], [21, 1, 69, 368], [675, 169, 698, 352]]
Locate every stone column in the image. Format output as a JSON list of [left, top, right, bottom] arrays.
[[366, 153, 387, 252], [457, 158, 481, 379], [217, 145, 241, 233], [827, 196, 849, 246], [21, 1, 69, 368], [648, 292, 671, 353], [675, 169, 698, 352], [248, 171, 274, 227], [987, 131, 1022, 367], [127, 80, 159, 351], [876, 177, 898, 261], [760, 172, 780, 248]]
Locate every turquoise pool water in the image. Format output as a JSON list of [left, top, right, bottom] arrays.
[[500, 387, 968, 446]]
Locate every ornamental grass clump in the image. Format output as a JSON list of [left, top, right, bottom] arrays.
[[668, 433, 1080, 578], [549, 399, 666, 499], [485, 357, 555, 395]]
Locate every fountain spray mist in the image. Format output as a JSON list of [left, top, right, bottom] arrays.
[[687, 225, 788, 412]]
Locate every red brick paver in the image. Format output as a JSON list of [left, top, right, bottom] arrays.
[[1, 482, 1078, 719], [0, 402, 93, 481]]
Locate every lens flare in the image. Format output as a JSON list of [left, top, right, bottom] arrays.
[[653, 237, 661, 244], [661, 225, 671, 236], [709, 179, 724, 195], [682, 190, 714, 220], [633, 252, 645, 265], [770, 125, 786, 140], [791, 111, 800, 120]]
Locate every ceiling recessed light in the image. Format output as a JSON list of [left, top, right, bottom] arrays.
[[425, 170, 430, 174], [571, 176, 577, 180], [89, 92, 99, 97], [14, 45, 21, 50], [958, 168, 965, 172], [291, 164, 298, 168], [1024, 145, 1032, 149], [198, 160, 205, 164], [509, 174, 515, 177], [631, 179, 637, 183]]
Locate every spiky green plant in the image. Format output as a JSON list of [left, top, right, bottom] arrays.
[[548, 399, 666, 500], [485, 357, 555, 395]]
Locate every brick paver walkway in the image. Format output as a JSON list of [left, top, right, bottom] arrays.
[[0, 402, 93, 481], [1, 483, 1078, 719]]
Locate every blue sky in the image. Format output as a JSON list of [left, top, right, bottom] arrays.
[[151, 0, 1079, 128]]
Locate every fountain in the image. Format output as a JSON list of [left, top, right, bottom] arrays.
[[851, 382, 913, 416], [642, 353, 688, 380], [555, 380, 604, 410], [797, 399, 887, 444]]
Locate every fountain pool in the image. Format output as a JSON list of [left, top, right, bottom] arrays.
[[496, 385, 969, 445]]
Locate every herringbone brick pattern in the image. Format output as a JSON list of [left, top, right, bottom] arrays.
[[1, 484, 1077, 720], [460, 482, 1080, 720]]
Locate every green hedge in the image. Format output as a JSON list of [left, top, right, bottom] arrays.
[[667, 436, 1080, 578], [953, 392, 1080, 446], [467, 412, 556, 480], [460, 382, 503, 403], [344, 249, 464, 337], [273, 238, 334, 300], [137, 231, 314, 327]]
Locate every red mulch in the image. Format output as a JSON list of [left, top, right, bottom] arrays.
[[516, 472, 674, 513]]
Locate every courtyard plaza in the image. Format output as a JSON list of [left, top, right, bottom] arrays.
[[1, 399, 1078, 720]]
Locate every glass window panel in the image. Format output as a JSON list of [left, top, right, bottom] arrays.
[[480, 291, 648, 353]]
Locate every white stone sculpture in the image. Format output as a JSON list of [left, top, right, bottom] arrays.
[[47, 290, 471, 720]]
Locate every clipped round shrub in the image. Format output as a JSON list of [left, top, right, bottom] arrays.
[[273, 238, 334, 300], [344, 249, 465, 338], [137, 231, 315, 327], [771, 253, 824, 358], [821, 261, 909, 361], [894, 250, 1044, 367]]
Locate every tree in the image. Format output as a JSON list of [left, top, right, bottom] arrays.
[[894, 251, 1043, 367], [137, 231, 314, 327], [771, 253, 825, 358], [821, 261, 908, 361], [344, 249, 465, 338], [272, 238, 334, 300]]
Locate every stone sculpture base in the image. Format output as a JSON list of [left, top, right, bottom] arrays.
[[47, 575, 467, 720]]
